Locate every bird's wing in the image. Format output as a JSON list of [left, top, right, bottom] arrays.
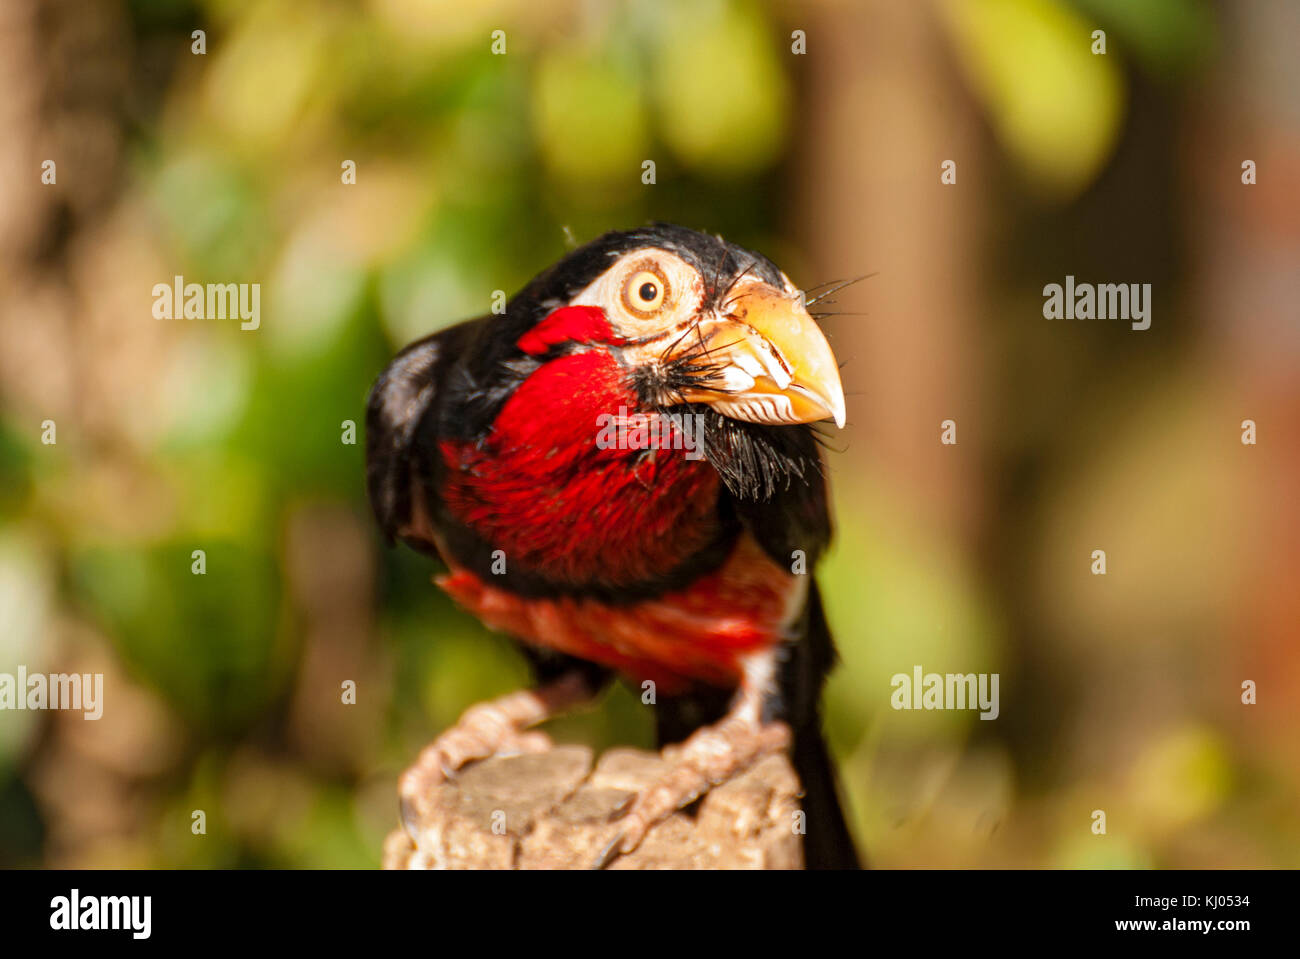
[[364, 316, 486, 546]]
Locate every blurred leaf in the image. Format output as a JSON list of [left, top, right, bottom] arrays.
[[531, 47, 649, 187], [0, 534, 54, 764], [940, 0, 1125, 199], [70, 542, 286, 734], [651, 0, 789, 176], [150, 152, 272, 277], [1131, 725, 1232, 829], [233, 307, 382, 501], [0, 422, 34, 520], [200, 2, 333, 151], [155, 333, 253, 452], [1069, 0, 1216, 78]]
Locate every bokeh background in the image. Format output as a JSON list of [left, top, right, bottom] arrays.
[[1, 0, 1297, 868]]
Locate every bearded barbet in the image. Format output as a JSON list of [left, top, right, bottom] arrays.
[[366, 223, 859, 868]]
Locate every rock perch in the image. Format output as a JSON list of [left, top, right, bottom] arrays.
[[383, 745, 805, 869]]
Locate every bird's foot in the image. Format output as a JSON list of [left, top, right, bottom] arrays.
[[399, 674, 592, 835], [399, 702, 552, 832], [594, 715, 792, 868]]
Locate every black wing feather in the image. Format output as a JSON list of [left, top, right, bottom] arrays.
[[365, 317, 483, 543]]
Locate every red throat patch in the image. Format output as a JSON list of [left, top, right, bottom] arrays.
[[439, 349, 722, 588]]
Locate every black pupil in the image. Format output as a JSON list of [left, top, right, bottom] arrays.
[[638, 281, 658, 302]]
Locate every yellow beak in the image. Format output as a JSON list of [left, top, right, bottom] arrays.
[[671, 284, 846, 428]]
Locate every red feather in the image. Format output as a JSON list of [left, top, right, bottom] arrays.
[[516, 305, 618, 355], [440, 349, 721, 587], [438, 532, 797, 692]]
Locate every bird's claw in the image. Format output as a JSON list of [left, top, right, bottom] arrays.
[[399, 795, 419, 837], [592, 832, 626, 870], [589, 718, 791, 868], [398, 719, 553, 840]]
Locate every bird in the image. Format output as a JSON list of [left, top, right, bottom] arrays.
[[365, 223, 859, 868]]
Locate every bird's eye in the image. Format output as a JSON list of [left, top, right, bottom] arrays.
[[622, 268, 669, 316]]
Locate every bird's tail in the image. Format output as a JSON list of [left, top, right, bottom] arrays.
[[791, 716, 861, 869], [783, 581, 861, 869]]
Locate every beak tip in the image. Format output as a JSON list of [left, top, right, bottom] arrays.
[[815, 380, 847, 429], [828, 394, 846, 429]]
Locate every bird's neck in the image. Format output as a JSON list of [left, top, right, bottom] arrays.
[[439, 349, 728, 592]]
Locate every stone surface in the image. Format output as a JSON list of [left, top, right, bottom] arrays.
[[383, 745, 804, 870]]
